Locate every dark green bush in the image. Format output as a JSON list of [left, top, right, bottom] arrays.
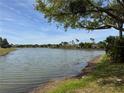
[[105, 36, 124, 63]]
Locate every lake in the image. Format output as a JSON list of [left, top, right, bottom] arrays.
[[0, 48, 104, 93]]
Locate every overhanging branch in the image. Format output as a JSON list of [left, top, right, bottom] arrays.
[[113, 27, 124, 31], [117, 0, 124, 8], [78, 23, 124, 31], [78, 23, 111, 30], [87, 0, 124, 23]]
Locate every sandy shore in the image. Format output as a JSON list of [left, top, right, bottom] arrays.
[[29, 56, 102, 93]]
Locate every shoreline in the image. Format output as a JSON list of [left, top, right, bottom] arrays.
[[0, 48, 16, 56], [74, 55, 101, 78], [29, 55, 102, 93]]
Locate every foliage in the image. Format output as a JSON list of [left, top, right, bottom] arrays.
[[35, 0, 124, 36], [0, 37, 11, 48], [0, 37, 2, 47], [105, 36, 124, 63], [97, 41, 106, 49], [92, 55, 124, 78], [79, 42, 84, 48], [79, 42, 96, 48], [14, 40, 106, 49], [60, 42, 69, 46]]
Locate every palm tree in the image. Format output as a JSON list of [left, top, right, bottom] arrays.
[[90, 38, 95, 43]]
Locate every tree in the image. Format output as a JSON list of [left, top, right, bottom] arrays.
[[105, 36, 124, 63], [35, 0, 124, 38], [1, 38, 9, 48], [79, 42, 84, 48], [61, 42, 68, 46], [90, 38, 95, 43], [83, 42, 93, 48], [97, 41, 106, 49], [75, 38, 79, 43], [0, 37, 2, 47]]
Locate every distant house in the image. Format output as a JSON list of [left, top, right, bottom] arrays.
[[92, 44, 99, 49]]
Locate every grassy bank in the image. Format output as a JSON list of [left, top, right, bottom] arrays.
[[31, 55, 124, 93], [0, 48, 15, 56]]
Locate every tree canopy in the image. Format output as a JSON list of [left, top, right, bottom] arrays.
[[0, 37, 10, 48], [35, 0, 124, 37]]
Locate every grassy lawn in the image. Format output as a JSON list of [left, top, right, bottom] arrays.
[[44, 55, 124, 93], [0, 48, 15, 56]]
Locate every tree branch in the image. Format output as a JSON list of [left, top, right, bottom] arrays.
[[113, 26, 124, 31], [78, 23, 111, 30], [106, 23, 124, 31], [117, 0, 124, 8], [87, 0, 124, 23], [78, 22, 124, 31]]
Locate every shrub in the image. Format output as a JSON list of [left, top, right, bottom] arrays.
[[105, 36, 124, 63]]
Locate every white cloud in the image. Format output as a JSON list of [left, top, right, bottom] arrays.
[[0, 0, 119, 44], [0, 17, 15, 21]]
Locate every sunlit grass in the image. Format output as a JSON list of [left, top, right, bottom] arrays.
[[48, 77, 91, 93], [0, 48, 15, 56]]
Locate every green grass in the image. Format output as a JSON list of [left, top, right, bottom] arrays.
[[0, 48, 15, 56], [48, 77, 91, 93], [92, 56, 124, 79], [46, 55, 124, 93]]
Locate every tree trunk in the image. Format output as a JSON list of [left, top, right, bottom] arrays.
[[118, 22, 123, 38], [119, 30, 123, 38]]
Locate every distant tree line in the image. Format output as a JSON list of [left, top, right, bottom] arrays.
[[13, 38, 108, 49], [0, 37, 11, 48]]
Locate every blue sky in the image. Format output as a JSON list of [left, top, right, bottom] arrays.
[[0, 0, 119, 44]]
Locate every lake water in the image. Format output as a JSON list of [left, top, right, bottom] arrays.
[[0, 48, 104, 93]]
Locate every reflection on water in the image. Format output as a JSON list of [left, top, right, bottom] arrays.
[[0, 48, 104, 93]]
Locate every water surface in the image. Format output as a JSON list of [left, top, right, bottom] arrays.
[[0, 48, 104, 93]]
